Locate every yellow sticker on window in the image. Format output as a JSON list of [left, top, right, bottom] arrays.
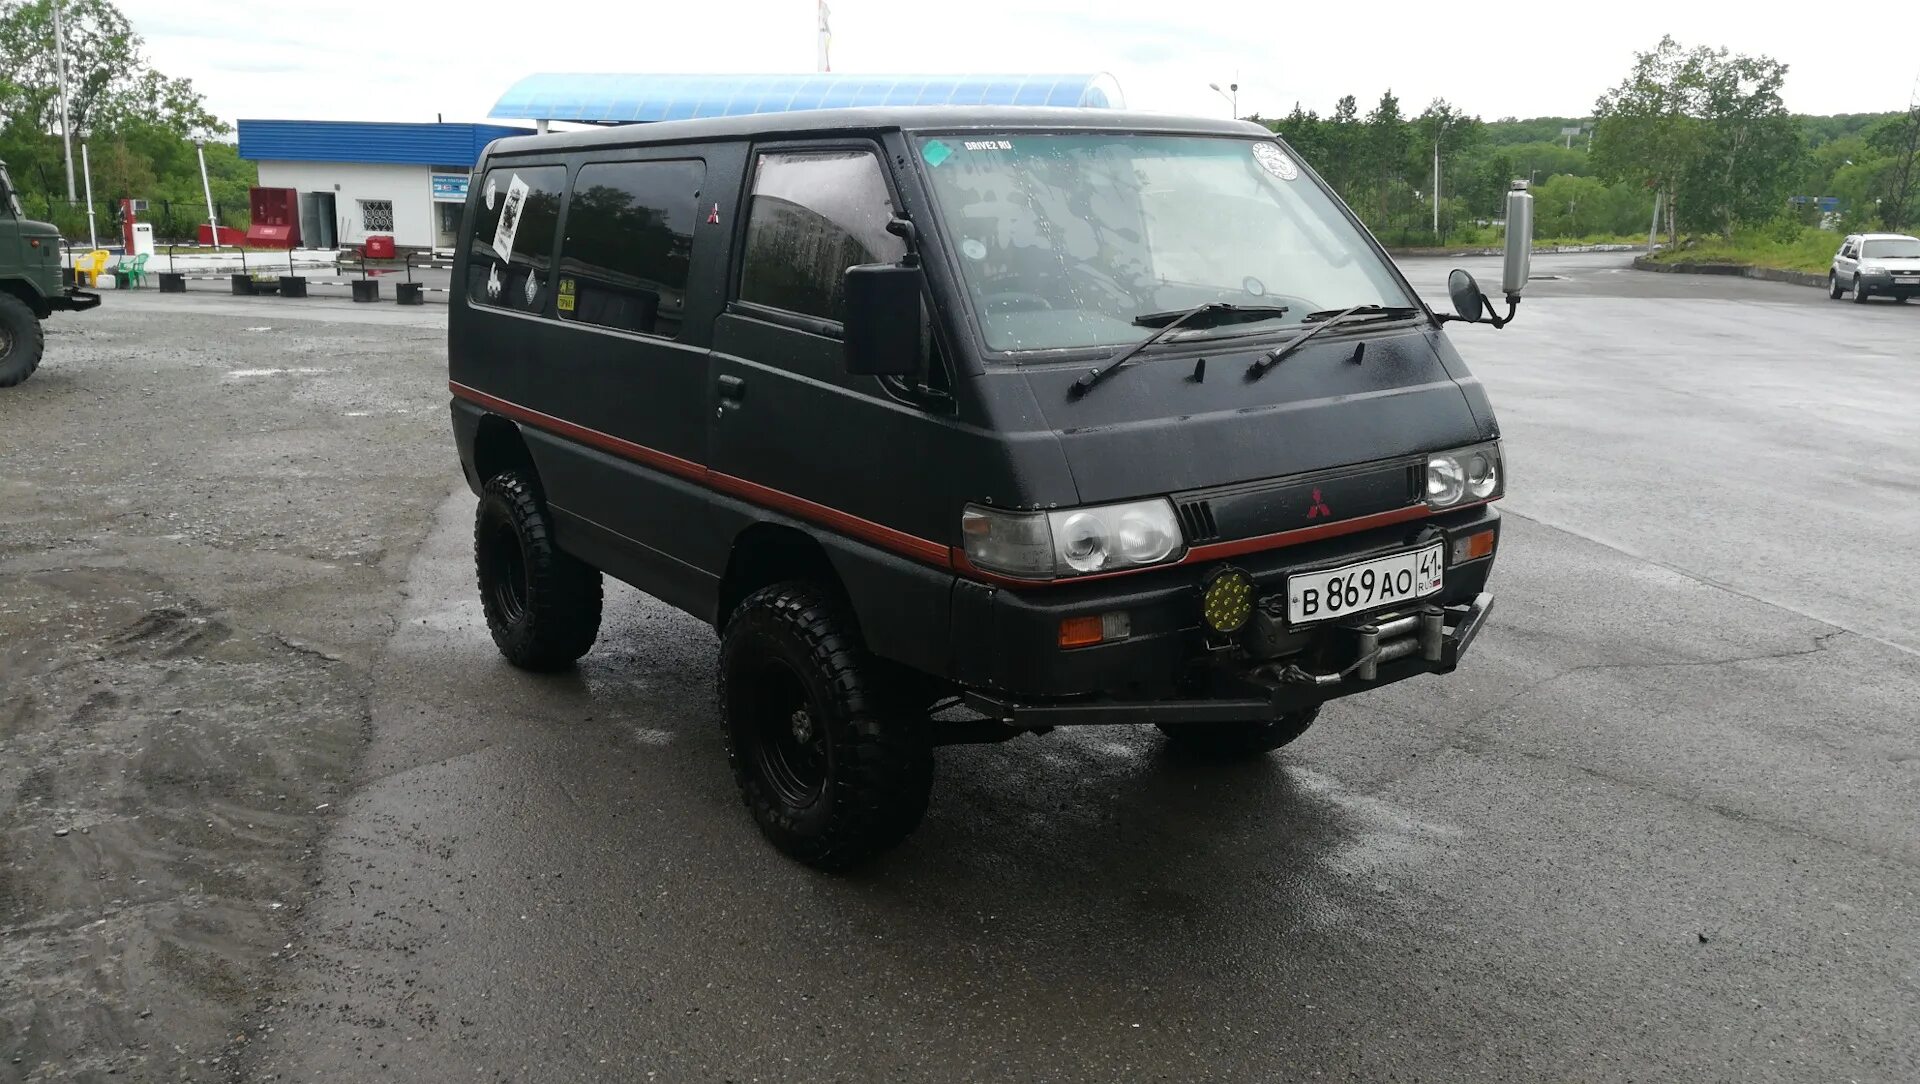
[[557, 277, 576, 313]]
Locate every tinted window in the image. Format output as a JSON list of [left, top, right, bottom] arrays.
[[468, 165, 565, 314], [557, 159, 704, 337], [739, 150, 904, 323]]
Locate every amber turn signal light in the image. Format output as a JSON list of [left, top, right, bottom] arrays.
[[1058, 612, 1130, 649], [1450, 529, 1496, 564]]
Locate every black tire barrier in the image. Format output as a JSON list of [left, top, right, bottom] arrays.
[[252, 279, 281, 296], [280, 276, 308, 298], [158, 273, 186, 293], [231, 274, 255, 297], [396, 282, 424, 306], [351, 280, 380, 303]]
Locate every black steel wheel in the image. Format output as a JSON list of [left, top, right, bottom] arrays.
[[719, 582, 932, 870], [1157, 708, 1320, 758], [474, 470, 602, 671], [0, 292, 44, 388]]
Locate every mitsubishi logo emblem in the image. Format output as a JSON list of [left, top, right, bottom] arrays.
[[1306, 488, 1332, 519]]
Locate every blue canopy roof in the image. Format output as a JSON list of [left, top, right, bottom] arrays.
[[489, 73, 1122, 124]]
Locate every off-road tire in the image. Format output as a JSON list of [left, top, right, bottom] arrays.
[[1852, 275, 1869, 303], [719, 582, 933, 870], [474, 470, 602, 671], [1827, 273, 1844, 300], [0, 292, 45, 388], [1157, 708, 1321, 758]]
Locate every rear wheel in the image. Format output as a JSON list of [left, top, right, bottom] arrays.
[[474, 470, 602, 670], [1852, 275, 1870, 303], [719, 582, 932, 870], [1828, 273, 1844, 300], [1157, 708, 1320, 758], [0, 293, 45, 388]]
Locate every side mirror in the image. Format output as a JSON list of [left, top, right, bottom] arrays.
[[842, 263, 922, 377], [1447, 269, 1487, 323], [1503, 188, 1534, 296]]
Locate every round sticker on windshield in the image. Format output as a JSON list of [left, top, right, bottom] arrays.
[[961, 238, 988, 261], [1253, 143, 1299, 181]]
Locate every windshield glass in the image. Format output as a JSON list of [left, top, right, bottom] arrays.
[[916, 133, 1413, 354], [1863, 238, 1920, 260], [0, 163, 19, 217]]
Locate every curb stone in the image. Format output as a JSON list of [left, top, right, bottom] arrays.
[[1631, 256, 1827, 288]]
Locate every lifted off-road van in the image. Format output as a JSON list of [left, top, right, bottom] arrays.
[[448, 107, 1532, 868], [0, 159, 99, 387]]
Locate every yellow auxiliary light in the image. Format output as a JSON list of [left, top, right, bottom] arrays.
[[1201, 566, 1256, 634]]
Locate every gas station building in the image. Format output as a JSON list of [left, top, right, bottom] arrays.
[[236, 120, 533, 250]]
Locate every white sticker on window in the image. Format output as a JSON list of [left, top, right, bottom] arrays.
[[1252, 143, 1299, 181], [492, 175, 530, 262], [485, 176, 497, 210], [961, 238, 987, 261]]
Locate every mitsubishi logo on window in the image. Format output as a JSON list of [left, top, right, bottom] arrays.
[[1306, 488, 1332, 520]]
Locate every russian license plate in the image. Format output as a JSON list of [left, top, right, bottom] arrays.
[[1286, 544, 1445, 625], [1896, 276, 1919, 285]]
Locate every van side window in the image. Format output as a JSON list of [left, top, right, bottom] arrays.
[[738, 150, 905, 323], [468, 165, 565, 314], [558, 159, 705, 338]]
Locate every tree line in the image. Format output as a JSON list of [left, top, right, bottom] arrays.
[[0, 0, 255, 242], [1254, 36, 1920, 246]]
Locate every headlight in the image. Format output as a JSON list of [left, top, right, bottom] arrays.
[[1426, 441, 1503, 509], [1862, 264, 1886, 274], [961, 499, 1183, 579]]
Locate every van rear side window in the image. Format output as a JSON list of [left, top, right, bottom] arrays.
[[469, 165, 565, 314], [738, 150, 904, 324], [557, 159, 705, 338]]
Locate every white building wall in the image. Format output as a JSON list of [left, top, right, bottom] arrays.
[[255, 160, 434, 248]]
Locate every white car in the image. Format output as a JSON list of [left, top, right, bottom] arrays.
[[1828, 233, 1920, 303]]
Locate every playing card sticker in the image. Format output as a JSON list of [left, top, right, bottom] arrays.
[[492, 174, 530, 262], [1252, 143, 1299, 181]]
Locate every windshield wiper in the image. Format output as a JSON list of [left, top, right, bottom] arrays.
[[1070, 303, 1290, 398], [1245, 305, 1421, 381]]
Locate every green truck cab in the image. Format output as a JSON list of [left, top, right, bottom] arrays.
[[0, 158, 100, 387]]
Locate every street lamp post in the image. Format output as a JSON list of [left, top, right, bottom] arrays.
[[1208, 81, 1238, 119]]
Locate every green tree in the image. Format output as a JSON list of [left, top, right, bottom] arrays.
[[0, 0, 220, 137], [1363, 90, 1409, 228], [1592, 36, 1803, 241]]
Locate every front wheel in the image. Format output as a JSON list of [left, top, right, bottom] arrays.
[[1852, 275, 1870, 303], [475, 470, 602, 670], [1828, 273, 1844, 300], [0, 293, 45, 388], [1157, 708, 1320, 758], [720, 582, 932, 870]]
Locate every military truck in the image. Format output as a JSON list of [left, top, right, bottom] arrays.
[[0, 159, 100, 387]]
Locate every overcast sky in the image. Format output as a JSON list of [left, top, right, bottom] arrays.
[[121, 0, 1916, 129]]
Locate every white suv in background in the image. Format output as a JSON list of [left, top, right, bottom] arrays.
[[1829, 233, 1920, 303]]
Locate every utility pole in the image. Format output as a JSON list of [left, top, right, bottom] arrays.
[[1432, 124, 1444, 236], [52, 0, 77, 202]]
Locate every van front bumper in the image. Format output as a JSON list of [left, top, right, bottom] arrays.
[[963, 592, 1491, 725], [947, 504, 1500, 722]]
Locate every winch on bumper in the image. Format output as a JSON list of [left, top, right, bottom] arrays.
[[955, 505, 1500, 727]]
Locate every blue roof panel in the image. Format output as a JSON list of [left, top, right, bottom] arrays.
[[488, 73, 1122, 124], [237, 120, 537, 165]]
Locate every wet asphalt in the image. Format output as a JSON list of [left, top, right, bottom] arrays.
[[226, 253, 1920, 1083], [6, 254, 1914, 1081]]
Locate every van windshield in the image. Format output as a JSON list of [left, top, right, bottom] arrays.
[[0, 163, 19, 217], [916, 133, 1413, 354]]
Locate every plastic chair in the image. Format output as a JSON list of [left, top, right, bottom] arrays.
[[125, 253, 150, 288], [73, 250, 110, 287]]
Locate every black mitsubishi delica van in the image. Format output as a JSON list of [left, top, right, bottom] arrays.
[[448, 107, 1533, 868]]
